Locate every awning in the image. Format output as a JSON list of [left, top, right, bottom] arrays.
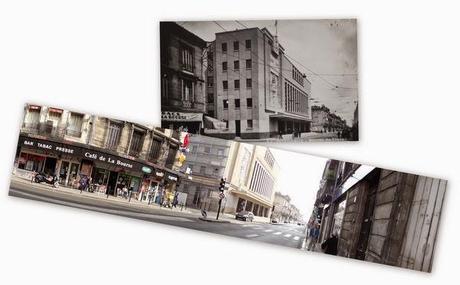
[[269, 112, 311, 121], [203, 115, 226, 130]]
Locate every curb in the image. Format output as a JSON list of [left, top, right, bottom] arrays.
[[198, 217, 231, 223]]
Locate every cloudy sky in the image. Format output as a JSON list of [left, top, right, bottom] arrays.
[[269, 147, 328, 219], [178, 19, 358, 126]]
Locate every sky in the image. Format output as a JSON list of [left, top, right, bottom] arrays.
[[178, 19, 358, 126], [269, 147, 328, 219]]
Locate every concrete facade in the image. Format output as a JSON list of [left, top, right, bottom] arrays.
[[204, 27, 311, 139], [222, 142, 279, 222]]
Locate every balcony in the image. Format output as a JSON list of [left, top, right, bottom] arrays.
[[22, 122, 66, 139]]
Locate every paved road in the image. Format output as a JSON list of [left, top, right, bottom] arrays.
[[9, 179, 307, 249]]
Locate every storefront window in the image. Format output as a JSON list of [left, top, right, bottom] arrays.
[[18, 153, 45, 172], [92, 168, 109, 185], [333, 199, 347, 236]]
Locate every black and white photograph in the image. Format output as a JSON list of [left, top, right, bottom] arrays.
[[160, 20, 358, 142]]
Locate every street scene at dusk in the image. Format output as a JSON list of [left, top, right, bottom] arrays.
[[160, 20, 358, 142], [10, 104, 446, 272]]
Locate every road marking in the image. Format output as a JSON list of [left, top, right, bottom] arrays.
[[273, 232, 282, 235], [245, 234, 259, 238], [293, 236, 300, 241], [264, 229, 273, 232], [284, 234, 292, 238]]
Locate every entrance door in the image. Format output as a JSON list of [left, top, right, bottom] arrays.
[[355, 182, 378, 260], [44, 157, 57, 175], [106, 171, 118, 196], [59, 161, 70, 185], [235, 120, 241, 137]]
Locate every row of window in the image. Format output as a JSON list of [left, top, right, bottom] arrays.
[[249, 161, 274, 199], [221, 119, 253, 129], [223, 98, 253, 109], [222, 79, 252, 90], [292, 66, 304, 87], [187, 163, 222, 177], [221, 40, 251, 53], [284, 81, 308, 114], [222, 59, 252, 71], [190, 144, 226, 156], [24, 107, 84, 138]]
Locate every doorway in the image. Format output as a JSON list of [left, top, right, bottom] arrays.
[[59, 161, 70, 185], [235, 120, 241, 137], [106, 171, 118, 196], [355, 178, 379, 260], [44, 157, 57, 175]]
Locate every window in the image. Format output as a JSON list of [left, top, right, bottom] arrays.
[[246, 78, 252, 88], [235, 99, 240, 109], [181, 79, 194, 101], [247, 120, 253, 129], [180, 44, 194, 72], [204, 146, 211, 153], [246, 98, 253, 108], [207, 76, 213, 87], [246, 59, 252, 69], [224, 120, 229, 129], [234, 79, 240, 89], [67, 112, 84, 137], [223, 99, 228, 109], [245, 40, 251, 49], [207, 93, 214, 104], [233, 41, 239, 51], [149, 138, 162, 162], [106, 122, 122, 150], [223, 80, 228, 90], [222, 61, 227, 72], [234, 60, 239, 70], [129, 129, 145, 157], [217, 149, 224, 156], [165, 145, 178, 168], [200, 165, 206, 174], [221, 43, 227, 53]]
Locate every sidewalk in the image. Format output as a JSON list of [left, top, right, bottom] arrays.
[[10, 175, 243, 223]]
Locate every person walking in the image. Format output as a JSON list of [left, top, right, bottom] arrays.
[[308, 224, 320, 251]]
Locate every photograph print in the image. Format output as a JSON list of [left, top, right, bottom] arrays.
[[160, 19, 359, 142], [10, 104, 445, 273]]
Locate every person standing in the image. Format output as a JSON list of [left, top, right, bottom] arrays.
[[321, 233, 339, 255]]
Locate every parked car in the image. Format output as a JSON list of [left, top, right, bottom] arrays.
[[235, 211, 254, 222], [271, 218, 279, 224]]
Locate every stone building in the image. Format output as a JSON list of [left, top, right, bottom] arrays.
[[160, 22, 207, 134], [176, 134, 233, 211], [312, 159, 446, 272], [222, 142, 279, 222], [14, 104, 184, 201], [204, 27, 311, 139]]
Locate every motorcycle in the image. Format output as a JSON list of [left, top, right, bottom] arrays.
[[33, 172, 59, 188]]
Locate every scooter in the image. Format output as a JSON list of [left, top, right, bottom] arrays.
[[33, 172, 59, 188]]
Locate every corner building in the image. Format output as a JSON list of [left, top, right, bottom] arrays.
[[205, 27, 311, 139]]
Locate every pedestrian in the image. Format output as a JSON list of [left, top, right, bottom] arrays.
[[172, 192, 179, 208], [321, 233, 339, 255], [308, 224, 320, 251]]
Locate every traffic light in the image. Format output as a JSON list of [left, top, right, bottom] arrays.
[[219, 177, 226, 191]]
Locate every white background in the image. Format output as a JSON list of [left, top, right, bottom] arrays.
[[0, 0, 459, 284]]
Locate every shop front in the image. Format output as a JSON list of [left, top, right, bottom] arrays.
[[14, 135, 154, 196]]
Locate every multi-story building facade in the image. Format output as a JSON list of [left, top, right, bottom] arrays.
[[272, 192, 291, 222], [311, 105, 347, 133], [176, 134, 233, 211], [222, 142, 279, 222], [310, 159, 446, 272], [204, 27, 311, 139], [160, 22, 207, 134], [14, 104, 184, 201]]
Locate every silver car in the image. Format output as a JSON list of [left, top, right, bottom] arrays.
[[235, 211, 254, 222]]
